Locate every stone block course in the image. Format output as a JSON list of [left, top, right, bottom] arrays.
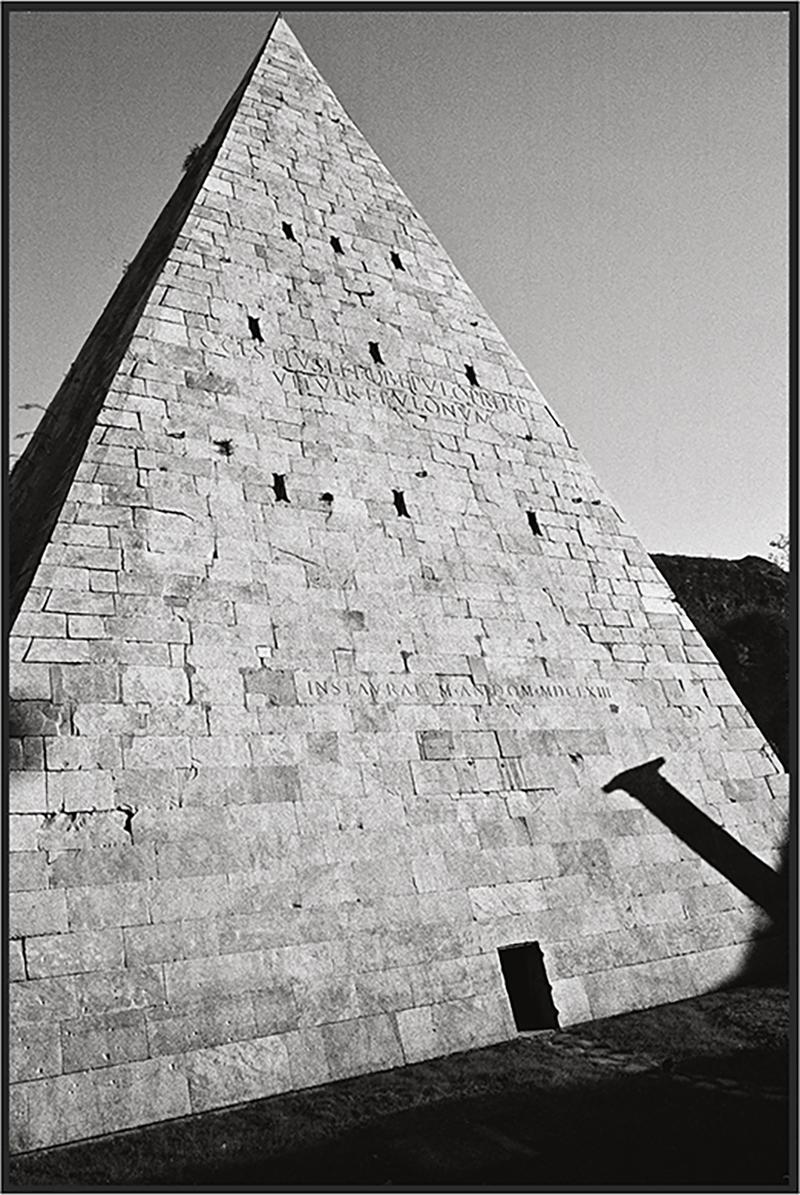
[[11, 890, 69, 938], [321, 1012, 404, 1080], [8, 817, 45, 855], [67, 882, 150, 930], [9, 939, 27, 982], [26, 929, 125, 979], [60, 1009, 149, 1072], [47, 844, 157, 889], [9, 662, 54, 701], [74, 965, 167, 1017], [9, 1056, 191, 1152], [46, 771, 116, 813], [38, 809, 132, 852], [9, 1021, 63, 1083], [181, 1035, 292, 1114], [146, 995, 257, 1057], [10, 771, 48, 815], [10, 976, 79, 1025]]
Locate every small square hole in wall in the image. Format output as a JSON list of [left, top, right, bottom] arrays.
[[465, 363, 479, 387], [369, 342, 384, 365], [390, 251, 405, 270], [393, 489, 409, 517], [273, 474, 289, 503], [498, 942, 559, 1031], [330, 236, 344, 255], [282, 221, 297, 242], [247, 315, 263, 342], [527, 511, 542, 536]]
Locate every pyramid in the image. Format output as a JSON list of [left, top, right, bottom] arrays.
[[9, 17, 788, 1152]]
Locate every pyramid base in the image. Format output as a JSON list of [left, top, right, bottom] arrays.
[[9, 926, 782, 1154]]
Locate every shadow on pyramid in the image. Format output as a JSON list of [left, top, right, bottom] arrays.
[[8, 15, 789, 1154]]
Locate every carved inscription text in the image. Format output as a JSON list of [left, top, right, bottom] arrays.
[[297, 673, 613, 705], [272, 349, 532, 428]]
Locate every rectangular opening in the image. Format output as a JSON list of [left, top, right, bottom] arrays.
[[272, 473, 289, 503], [527, 511, 542, 536], [392, 489, 409, 518], [498, 942, 559, 1031]]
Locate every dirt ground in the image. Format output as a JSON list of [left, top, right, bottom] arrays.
[[7, 983, 793, 1190]]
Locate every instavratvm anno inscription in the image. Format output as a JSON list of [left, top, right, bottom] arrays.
[[296, 673, 615, 705]]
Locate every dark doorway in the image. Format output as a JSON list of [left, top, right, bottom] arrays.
[[392, 489, 409, 518], [498, 942, 560, 1031]]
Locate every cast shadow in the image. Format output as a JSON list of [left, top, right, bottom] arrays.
[[8, 1054, 789, 1189], [603, 757, 788, 985]]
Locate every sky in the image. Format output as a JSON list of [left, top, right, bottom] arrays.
[[7, 7, 790, 560]]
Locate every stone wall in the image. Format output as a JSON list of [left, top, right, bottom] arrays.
[[8, 17, 788, 1152]]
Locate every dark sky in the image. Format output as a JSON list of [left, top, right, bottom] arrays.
[[8, 7, 789, 559]]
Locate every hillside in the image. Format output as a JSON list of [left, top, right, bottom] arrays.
[[653, 554, 790, 768]]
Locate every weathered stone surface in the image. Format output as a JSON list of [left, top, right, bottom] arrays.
[[48, 844, 157, 889], [9, 1021, 63, 1083], [74, 966, 166, 1017], [181, 1035, 292, 1113], [26, 929, 125, 979], [124, 919, 220, 966], [9, 771, 48, 815], [397, 1005, 437, 1064], [6, 12, 788, 1154], [60, 1009, 148, 1072], [121, 666, 189, 705], [9, 940, 27, 983], [67, 882, 150, 930], [242, 667, 298, 705], [284, 1026, 331, 1088], [10, 976, 79, 1024], [146, 995, 256, 1057], [38, 810, 131, 852], [251, 983, 300, 1035], [46, 771, 116, 813], [10, 890, 68, 938], [9, 1057, 191, 1152], [321, 1013, 405, 1080]]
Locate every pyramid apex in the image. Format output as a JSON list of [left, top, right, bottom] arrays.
[[268, 11, 305, 47]]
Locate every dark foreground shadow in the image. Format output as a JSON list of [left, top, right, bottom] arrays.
[[7, 1040, 790, 1190], [159, 1070, 790, 1188]]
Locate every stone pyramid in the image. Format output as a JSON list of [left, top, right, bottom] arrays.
[[9, 16, 788, 1152]]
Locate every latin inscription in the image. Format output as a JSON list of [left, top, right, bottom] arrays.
[[272, 349, 533, 428], [298, 673, 613, 705]]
